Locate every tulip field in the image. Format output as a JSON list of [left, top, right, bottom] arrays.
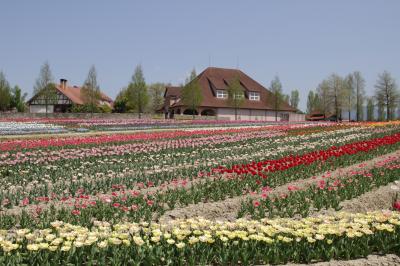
[[0, 119, 400, 265]]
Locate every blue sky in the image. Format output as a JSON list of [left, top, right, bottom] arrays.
[[1, 0, 399, 111]]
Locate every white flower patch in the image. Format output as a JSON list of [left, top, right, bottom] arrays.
[[0, 122, 66, 135]]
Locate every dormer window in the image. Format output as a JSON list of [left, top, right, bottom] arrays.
[[216, 90, 228, 99], [249, 91, 260, 101], [233, 92, 244, 99]]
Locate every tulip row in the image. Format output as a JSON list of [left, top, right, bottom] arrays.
[[0, 211, 399, 265], [239, 154, 400, 219]]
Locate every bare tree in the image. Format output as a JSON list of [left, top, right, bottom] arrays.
[[33, 62, 57, 116], [82, 65, 101, 115], [149, 83, 168, 113], [374, 71, 399, 121], [327, 74, 345, 122], [316, 80, 331, 119]]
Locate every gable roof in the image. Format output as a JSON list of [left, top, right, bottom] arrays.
[[56, 84, 113, 105], [164, 86, 181, 98], [169, 67, 295, 112], [28, 83, 113, 105]]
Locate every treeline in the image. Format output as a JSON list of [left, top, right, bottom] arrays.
[[0, 72, 27, 112], [113, 65, 167, 116], [306, 71, 399, 121], [0, 62, 168, 115]]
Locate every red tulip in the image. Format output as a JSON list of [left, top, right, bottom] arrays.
[[393, 201, 400, 211]]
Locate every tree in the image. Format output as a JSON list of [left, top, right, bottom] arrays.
[[374, 71, 399, 121], [306, 91, 316, 114], [126, 65, 148, 118], [283, 94, 290, 105], [81, 65, 101, 115], [270, 76, 284, 121], [33, 62, 57, 116], [327, 74, 345, 122], [148, 83, 167, 113], [353, 71, 366, 121], [227, 76, 245, 120], [181, 68, 202, 119], [377, 97, 385, 121], [290, 90, 300, 109], [316, 80, 331, 118], [185, 69, 197, 85], [10, 86, 27, 112], [366, 97, 374, 121], [0, 72, 11, 111], [113, 88, 129, 113], [343, 74, 355, 121]]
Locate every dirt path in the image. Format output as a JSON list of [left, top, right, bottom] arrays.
[[316, 180, 399, 216], [159, 150, 400, 223]]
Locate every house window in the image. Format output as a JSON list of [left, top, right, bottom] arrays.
[[249, 91, 260, 101], [233, 92, 244, 99], [216, 90, 228, 99]]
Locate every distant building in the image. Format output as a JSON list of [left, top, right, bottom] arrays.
[[306, 111, 337, 121], [163, 67, 304, 121], [27, 79, 113, 113]]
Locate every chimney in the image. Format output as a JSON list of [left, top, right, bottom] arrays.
[[60, 79, 67, 89]]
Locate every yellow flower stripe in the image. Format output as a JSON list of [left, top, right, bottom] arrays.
[[0, 211, 399, 253]]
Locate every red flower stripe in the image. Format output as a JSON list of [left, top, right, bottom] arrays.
[[213, 132, 400, 177]]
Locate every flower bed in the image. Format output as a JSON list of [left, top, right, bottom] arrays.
[[0, 121, 400, 264], [0, 211, 399, 265]]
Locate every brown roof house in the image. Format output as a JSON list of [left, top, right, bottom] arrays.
[[28, 79, 113, 113], [163, 67, 305, 121]]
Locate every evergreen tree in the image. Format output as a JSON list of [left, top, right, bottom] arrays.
[[306, 90, 316, 114], [353, 71, 366, 121], [344, 74, 355, 121], [127, 65, 149, 118], [270, 76, 283, 121], [0, 72, 11, 111], [10, 86, 27, 112], [113, 88, 130, 113], [377, 98, 385, 121], [181, 68, 202, 119], [290, 89, 300, 109], [366, 98, 374, 121]]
